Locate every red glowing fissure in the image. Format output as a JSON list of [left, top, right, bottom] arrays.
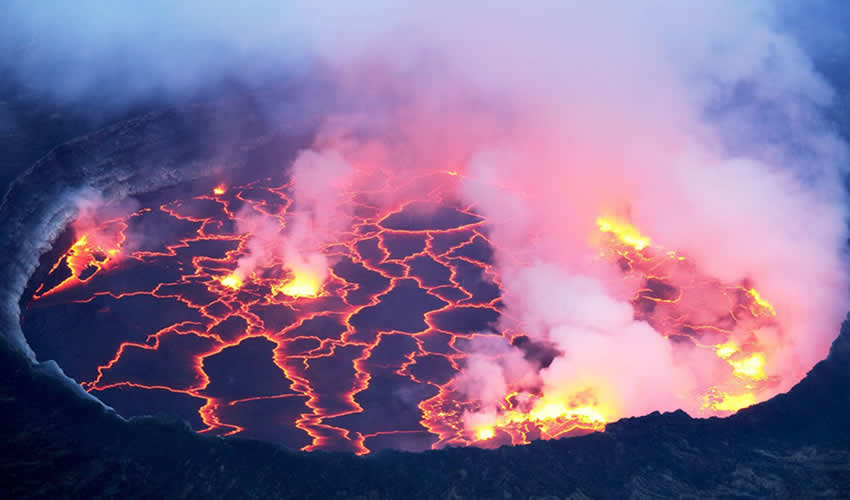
[[26, 169, 780, 454]]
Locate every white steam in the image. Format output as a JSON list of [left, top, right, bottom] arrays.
[[233, 149, 352, 283]]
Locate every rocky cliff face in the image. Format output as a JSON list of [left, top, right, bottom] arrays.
[[2, 314, 847, 499]]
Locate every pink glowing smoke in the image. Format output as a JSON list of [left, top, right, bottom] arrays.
[[292, 1, 849, 424]]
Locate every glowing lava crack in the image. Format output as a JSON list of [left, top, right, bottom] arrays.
[[22, 170, 783, 454]]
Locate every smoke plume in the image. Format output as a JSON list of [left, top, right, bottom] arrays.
[[232, 148, 352, 287]]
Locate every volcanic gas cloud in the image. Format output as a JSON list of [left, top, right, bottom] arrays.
[[284, 3, 849, 442], [15, 2, 850, 451]]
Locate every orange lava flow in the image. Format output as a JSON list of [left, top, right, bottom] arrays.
[[24, 171, 782, 454], [32, 218, 130, 299], [594, 215, 780, 413]]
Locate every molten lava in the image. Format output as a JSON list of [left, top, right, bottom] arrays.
[[475, 427, 495, 441], [272, 271, 323, 298], [748, 288, 776, 316], [24, 168, 785, 454], [33, 219, 127, 299], [596, 215, 651, 251], [446, 216, 782, 445], [730, 353, 767, 381], [592, 216, 779, 414], [219, 273, 244, 290]]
